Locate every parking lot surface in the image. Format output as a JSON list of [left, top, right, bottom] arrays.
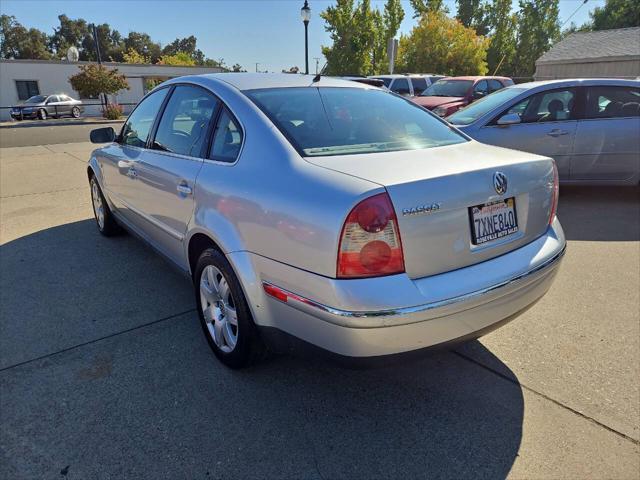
[[1, 140, 639, 479]]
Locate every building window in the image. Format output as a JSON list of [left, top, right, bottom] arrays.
[[15, 80, 40, 100]]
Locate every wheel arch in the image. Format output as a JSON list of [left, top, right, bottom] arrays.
[[187, 232, 225, 278]]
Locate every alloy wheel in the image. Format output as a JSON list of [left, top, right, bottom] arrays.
[[200, 265, 238, 353], [91, 179, 105, 229]]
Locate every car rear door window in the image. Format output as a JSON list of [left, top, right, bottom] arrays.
[[153, 85, 219, 157], [584, 86, 640, 119], [474, 80, 489, 96], [209, 109, 243, 162], [391, 78, 411, 96], [121, 88, 169, 148], [488, 79, 503, 93], [410, 77, 428, 95], [502, 89, 577, 124]]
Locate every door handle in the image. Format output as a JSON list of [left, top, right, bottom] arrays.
[[177, 183, 192, 195], [547, 129, 569, 137]]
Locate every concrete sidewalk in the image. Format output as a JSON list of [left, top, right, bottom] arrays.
[[0, 142, 638, 479], [0, 116, 124, 129]]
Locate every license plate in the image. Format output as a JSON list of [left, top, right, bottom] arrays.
[[469, 197, 518, 245]]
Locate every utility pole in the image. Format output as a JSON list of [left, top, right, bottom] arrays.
[[255, 63, 260, 73], [313, 57, 320, 75], [91, 24, 107, 110]]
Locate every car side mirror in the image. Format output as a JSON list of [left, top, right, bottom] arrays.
[[497, 113, 521, 126], [90, 127, 116, 143]]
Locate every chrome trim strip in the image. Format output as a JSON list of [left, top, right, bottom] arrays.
[[105, 188, 184, 241], [263, 245, 566, 328]]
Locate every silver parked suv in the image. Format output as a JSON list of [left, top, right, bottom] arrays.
[[88, 74, 565, 368]]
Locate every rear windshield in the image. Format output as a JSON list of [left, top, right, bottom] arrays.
[[447, 87, 526, 125], [420, 80, 473, 97], [246, 87, 466, 157]]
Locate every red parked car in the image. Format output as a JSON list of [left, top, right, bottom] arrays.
[[411, 76, 514, 117]]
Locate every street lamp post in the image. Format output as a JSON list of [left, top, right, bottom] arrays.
[[300, 1, 311, 75]]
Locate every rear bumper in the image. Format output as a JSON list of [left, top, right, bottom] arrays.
[[230, 218, 566, 359]]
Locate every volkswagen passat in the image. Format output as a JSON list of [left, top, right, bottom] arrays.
[[88, 74, 565, 368]]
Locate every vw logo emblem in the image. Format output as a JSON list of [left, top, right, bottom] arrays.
[[493, 172, 508, 195]]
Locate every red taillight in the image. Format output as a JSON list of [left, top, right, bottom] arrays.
[[337, 192, 405, 279], [549, 160, 559, 225]]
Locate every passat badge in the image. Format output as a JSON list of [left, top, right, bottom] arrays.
[[402, 203, 441, 216]]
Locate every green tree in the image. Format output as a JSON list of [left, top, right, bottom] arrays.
[[372, 0, 405, 73], [231, 63, 245, 72], [81, 23, 124, 62], [321, 0, 405, 76], [123, 32, 162, 63], [69, 64, 129, 100], [512, 0, 560, 78], [455, 0, 490, 35], [162, 36, 206, 64], [49, 15, 88, 57], [0, 15, 52, 59], [485, 0, 517, 74], [589, 0, 640, 30], [409, 0, 448, 18], [122, 47, 149, 64], [157, 51, 196, 66], [396, 9, 489, 75]]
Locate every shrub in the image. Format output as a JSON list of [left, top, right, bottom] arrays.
[[103, 103, 123, 120]]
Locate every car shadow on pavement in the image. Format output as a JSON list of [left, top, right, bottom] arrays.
[[558, 186, 639, 242], [1, 219, 524, 479]]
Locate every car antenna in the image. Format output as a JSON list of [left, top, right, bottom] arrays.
[[312, 62, 328, 83]]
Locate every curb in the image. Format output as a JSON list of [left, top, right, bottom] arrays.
[[0, 118, 125, 129]]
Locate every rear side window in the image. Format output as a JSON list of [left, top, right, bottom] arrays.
[[153, 85, 219, 157], [488, 79, 503, 92], [474, 80, 489, 95], [410, 77, 428, 95], [585, 86, 640, 119], [391, 78, 410, 95], [209, 109, 243, 162], [121, 88, 169, 148], [247, 87, 465, 157]]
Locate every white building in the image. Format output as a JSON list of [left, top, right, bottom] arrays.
[[0, 59, 224, 120]]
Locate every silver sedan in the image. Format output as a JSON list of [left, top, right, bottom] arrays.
[[87, 74, 565, 368], [447, 79, 640, 185]]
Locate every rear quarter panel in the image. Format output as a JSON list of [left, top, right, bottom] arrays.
[[186, 79, 380, 278]]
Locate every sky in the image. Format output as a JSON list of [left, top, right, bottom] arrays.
[[1, 0, 605, 72]]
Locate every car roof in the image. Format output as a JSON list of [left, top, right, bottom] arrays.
[[508, 78, 640, 89], [441, 76, 511, 81], [194, 73, 371, 91]]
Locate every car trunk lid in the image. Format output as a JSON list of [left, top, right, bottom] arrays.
[[306, 141, 555, 279]]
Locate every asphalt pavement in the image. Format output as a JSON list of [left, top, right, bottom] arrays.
[[0, 139, 638, 479]]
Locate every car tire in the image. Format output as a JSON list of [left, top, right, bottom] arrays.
[[90, 175, 121, 236], [195, 248, 266, 369], [37, 109, 47, 120], [72, 106, 81, 118]]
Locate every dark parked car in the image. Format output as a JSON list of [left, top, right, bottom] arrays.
[[412, 76, 514, 117], [10, 94, 84, 120]]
